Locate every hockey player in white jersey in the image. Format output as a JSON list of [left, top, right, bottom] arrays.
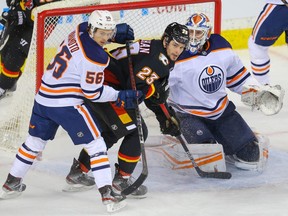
[[0, 10, 143, 213], [248, 0, 288, 85], [168, 13, 285, 172]]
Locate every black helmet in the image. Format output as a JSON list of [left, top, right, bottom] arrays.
[[161, 22, 189, 47]]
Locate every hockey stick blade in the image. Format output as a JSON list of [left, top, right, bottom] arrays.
[[121, 169, 148, 196], [194, 166, 232, 179]]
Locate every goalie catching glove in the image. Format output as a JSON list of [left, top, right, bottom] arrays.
[[241, 84, 285, 115], [149, 78, 170, 104]]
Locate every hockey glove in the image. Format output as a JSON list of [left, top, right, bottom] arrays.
[[6, 0, 15, 7], [157, 106, 181, 137], [111, 23, 134, 44], [2, 10, 26, 26], [241, 84, 285, 115], [116, 90, 143, 109], [149, 79, 170, 104]]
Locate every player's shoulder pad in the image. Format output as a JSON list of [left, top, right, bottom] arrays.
[[150, 39, 171, 65], [209, 34, 232, 50], [78, 22, 109, 65], [150, 39, 165, 54], [150, 39, 174, 69], [177, 34, 232, 61]]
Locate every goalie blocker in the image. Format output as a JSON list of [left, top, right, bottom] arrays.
[[146, 133, 269, 173], [241, 84, 285, 116]]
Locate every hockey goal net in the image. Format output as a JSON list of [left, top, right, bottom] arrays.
[[0, 0, 221, 151]]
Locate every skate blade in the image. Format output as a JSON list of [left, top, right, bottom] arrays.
[[62, 184, 95, 192], [0, 190, 22, 200], [106, 200, 127, 213]]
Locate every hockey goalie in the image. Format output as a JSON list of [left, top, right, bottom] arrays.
[[146, 13, 285, 175]]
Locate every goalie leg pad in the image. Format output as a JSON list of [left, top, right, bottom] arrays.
[[254, 133, 269, 173], [148, 135, 226, 173]]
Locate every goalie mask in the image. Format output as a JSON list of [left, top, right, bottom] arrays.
[[185, 13, 212, 54], [162, 22, 190, 48], [88, 10, 116, 38]]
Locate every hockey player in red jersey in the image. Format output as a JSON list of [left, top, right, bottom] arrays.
[[248, 0, 288, 85], [65, 22, 189, 196], [168, 13, 284, 172], [0, 10, 142, 213]]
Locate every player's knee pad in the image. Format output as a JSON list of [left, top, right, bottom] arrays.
[[84, 137, 107, 156], [254, 133, 269, 172], [25, 135, 47, 152]]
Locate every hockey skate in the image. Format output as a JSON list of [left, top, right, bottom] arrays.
[[0, 88, 7, 100], [226, 154, 259, 171], [0, 84, 16, 100], [63, 158, 95, 192], [99, 185, 127, 213], [112, 163, 148, 199], [0, 174, 26, 200], [226, 137, 268, 173]]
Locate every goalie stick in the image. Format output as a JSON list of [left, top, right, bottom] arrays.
[[159, 104, 232, 179], [121, 42, 148, 196]]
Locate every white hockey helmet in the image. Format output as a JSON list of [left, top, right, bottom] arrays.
[[88, 10, 116, 37], [185, 13, 212, 54]]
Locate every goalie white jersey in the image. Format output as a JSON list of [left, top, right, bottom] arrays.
[[36, 23, 118, 107], [169, 34, 260, 120]]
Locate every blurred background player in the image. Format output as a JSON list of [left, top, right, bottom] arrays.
[[0, 10, 143, 213], [65, 22, 189, 196], [167, 13, 284, 172], [0, 0, 63, 99], [248, 0, 288, 85]]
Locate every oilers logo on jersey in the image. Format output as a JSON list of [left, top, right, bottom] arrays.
[[199, 65, 224, 94]]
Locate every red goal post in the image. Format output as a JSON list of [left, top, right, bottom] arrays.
[[0, 0, 221, 152]]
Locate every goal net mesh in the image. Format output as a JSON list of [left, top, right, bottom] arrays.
[[0, 0, 221, 151]]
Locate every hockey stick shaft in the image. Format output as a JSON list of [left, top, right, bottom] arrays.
[[121, 41, 148, 196], [159, 104, 232, 179], [281, 0, 288, 7]]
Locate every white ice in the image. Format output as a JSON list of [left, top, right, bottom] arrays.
[[0, 45, 288, 216]]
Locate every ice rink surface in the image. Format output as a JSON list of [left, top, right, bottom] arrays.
[[0, 45, 287, 216]]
